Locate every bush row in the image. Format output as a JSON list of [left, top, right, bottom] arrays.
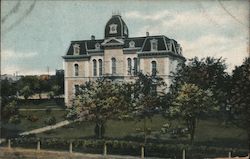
[[3, 137, 248, 159]]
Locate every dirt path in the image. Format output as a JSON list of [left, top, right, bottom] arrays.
[[19, 119, 79, 136]]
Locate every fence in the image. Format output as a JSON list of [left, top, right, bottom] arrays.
[[1, 137, 248, 159]]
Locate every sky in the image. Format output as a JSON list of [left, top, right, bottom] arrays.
[[1, 0, 249, 75]]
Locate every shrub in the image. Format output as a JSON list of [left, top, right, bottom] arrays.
[[27, 115, 39, 122], [44, 116, 56, 125], [45, 107, 52, 114], [9, 115, 21, 124]]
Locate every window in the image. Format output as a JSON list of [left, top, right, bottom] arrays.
[[73, 44, 80, 55], [74, 85, 80, 96], [150, 39, 158, 51], [111, 57, 116, 75], [74, 64, 79, 76], [151, 61, 157, 76], [98, 59, 103, 76], [127, 58, 132, 75], [129, 41, 135, 48], [133, 58, 138, 75], [93, 59, 97, 76], [109, 24, 117, 34], [95, 43, 100, 50]]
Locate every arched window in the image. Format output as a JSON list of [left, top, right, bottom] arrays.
[[151, 61, 157, 76], [111, 57, 116, 75], [93, 59, 97, 76], [133, 58, 138, 75], [98, 59, 103, 76], [127, 58, 132, 75], [74, 84, 80, 96], [74, 64, 79, 76]]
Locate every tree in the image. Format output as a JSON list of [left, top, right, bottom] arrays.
[[170, 83, 216, 143], [72, 79, 129, 138], [2, 101, 20, 123], [131, 73, 166, 144], [20, 85, 33, 100], [230, 57, 250, 148], [170, 57, 230, 118]]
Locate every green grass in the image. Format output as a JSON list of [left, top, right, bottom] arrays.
[[2, 99, 248, 151]]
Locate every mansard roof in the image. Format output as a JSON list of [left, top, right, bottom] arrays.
[[64, 35, 184, 59]]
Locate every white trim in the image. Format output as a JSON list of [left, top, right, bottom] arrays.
[[73, 44, 80, 55]]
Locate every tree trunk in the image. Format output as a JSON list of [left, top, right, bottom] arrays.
[[98, 123, 102, 139], [190, 118, 197, 144], [143, 118, 147, 145]]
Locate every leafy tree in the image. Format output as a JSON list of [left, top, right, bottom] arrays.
[[170, 83, 216, 143], [72, 79, 129, 138], [131, 73, 165, 144], [20, 85, 33, 100], [230, 57, 250, 148], [170, 57, 230, 117], [2, 101, 19, 122]]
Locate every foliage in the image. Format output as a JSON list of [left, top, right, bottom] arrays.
[[230, 57, 250, 146], [66, 107, 78, 120], [9, 115, 21, 124], [72, 79, 129, 138], [8, 137, 248, 158], [19, 85, 33, 100], [2, 101, 19, 120], [45, 107, 52, 114], [170, 57, 230, 116], [130, 72, 166, 144], [44, 116, 56, 125], [170, 83, 216, 143], [27, 115, 39, 122], [0, 79, 17, 98], [52, 85, 61, 97]]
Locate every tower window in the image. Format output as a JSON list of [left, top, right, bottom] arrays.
[[73, 44, 80, 55], [111, 57, 116, 75], [129, 41, 135, 48], [127, 58, 132, 75], [150, 39, 158, 51], [133, 58, 138, 75], [151, 61, 157, 76], [95, 43, 100, 50], [98, 59, 103, 76], [109, 24, 117, 34], [74, 64, 79, 76], [93, 59, 97, 76]]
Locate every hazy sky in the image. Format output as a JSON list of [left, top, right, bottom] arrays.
[[1, 0, 249, 75]]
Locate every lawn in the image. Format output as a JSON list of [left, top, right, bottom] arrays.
[[1, 99, 67, 137], [2, 99, 248, 152]]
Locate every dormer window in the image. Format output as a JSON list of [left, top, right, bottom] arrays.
[[150, 39, 158, 51], [73, 44, 80, 55], [109, 24, 117, 34], [95, 43, 100, 50], [129, 41, 135, 48]]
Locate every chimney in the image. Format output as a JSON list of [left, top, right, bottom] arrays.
[[91, 35, 95, 40], [146, 32, 149, 36]]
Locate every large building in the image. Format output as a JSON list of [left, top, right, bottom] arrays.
[[63, 14, 185, 106]]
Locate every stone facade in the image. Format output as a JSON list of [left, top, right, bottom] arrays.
[[62, 14, 185, 107]]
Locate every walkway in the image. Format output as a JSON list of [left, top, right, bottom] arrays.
[[19, 119, 80, 136]]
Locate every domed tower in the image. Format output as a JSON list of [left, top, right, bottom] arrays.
[[104, 14, 129, 39]]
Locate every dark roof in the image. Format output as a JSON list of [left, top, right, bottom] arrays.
[[104, 15, 129, 39], [65, 35, 184, 59]]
